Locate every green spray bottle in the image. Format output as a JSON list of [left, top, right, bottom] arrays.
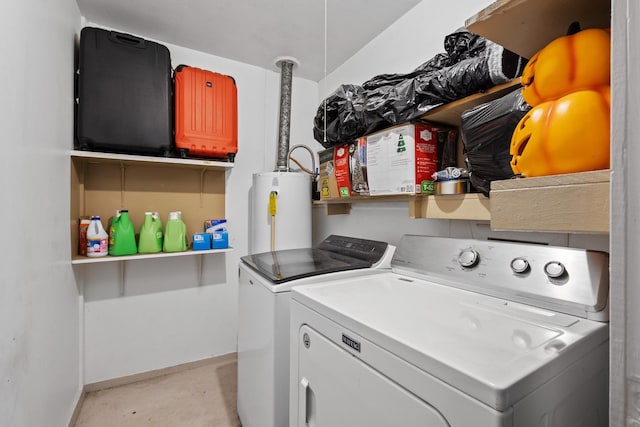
[[138, 212, 163, 254], [109, 209, 138, 256], [163, 211, 187, 252]]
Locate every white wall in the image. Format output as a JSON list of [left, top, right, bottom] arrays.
[[610, 0, 640, 423], [81, 26, 320, 383], [312, 0, 609, 254], [0, 0, 82, 426]]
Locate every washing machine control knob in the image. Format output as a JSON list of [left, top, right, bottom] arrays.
[[510, 257, 530, 274], [458, 250, 480, 268], [544, 261, 566, 279]]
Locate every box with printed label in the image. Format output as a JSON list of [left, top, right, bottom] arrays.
[[333, 145, 351, 198], [211, 231, 229, 249], [193, 233, 211, 251], [318, 147, 340, 199], [366, 123, 439, 196], [367, 123, 439, 196], [205, 219, 227, 233], [349, 138, 369, 195]]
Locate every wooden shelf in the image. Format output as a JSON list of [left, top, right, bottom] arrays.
[[490, 170, 610, 233], [315, 0, 611, 234], [419, 79, 521, 127], [465, 0, 611, 59], [315, 193, 490, 221], [409, 193, 490, 220], [71, 150, 234, 170], [71, 248, 233, 264], [70, 150, 229, 262], [316, 170, 609, 233]]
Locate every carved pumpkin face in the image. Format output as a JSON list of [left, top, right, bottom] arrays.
[[510, 88, 610, 177], [521, 28, 611, 106]]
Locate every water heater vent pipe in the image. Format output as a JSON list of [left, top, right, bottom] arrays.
[[274, 56, 300, 172]]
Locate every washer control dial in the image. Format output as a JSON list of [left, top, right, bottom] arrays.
[[458, 250, 480, 268], [544, 261, 566, 278], [510, 257, 530, 274]]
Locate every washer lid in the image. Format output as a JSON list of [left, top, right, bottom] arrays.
[[292, 272, 609, 411], [241, 235, 389, 283], [241, 248, 371, 284]]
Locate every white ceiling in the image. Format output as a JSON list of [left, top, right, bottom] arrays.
[[75, 0, 422, 81]]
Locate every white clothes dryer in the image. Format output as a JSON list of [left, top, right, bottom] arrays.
[[289, 235, 609, 427], [237, 235, 395, 427]]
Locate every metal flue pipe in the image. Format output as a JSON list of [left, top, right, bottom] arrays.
[[274, 56, 299, 171]]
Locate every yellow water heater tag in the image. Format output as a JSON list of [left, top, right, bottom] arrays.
[[269, 191, 277, 216]]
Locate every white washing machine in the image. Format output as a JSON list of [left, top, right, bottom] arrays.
[[237, 235, 395, 427], [289, 235, 610, 427]]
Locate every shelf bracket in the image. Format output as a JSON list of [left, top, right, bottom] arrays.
[[200, 168, 207, 208], [118, 260, 127, 296], [325, 203, 351, 215], [197, 254, 204, 286], [408, 198, 426, 219], [119, 161, 126, 208]]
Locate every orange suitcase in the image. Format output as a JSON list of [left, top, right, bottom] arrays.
[[174, 65, 238, 161]]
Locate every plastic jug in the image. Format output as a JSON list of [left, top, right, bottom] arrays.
[[109, 209, 138, 256], [163, 211, 187, 252], [86, 216, 108, 257], [138, 212, 163, 254]]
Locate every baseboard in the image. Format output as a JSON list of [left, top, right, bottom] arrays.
[[83, 352, 237, 393], [68, 387, 86, 427]]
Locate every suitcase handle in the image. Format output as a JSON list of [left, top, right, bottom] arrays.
[[108, 31, 147, 49]]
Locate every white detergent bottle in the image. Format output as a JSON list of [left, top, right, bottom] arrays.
[[86, 216, 108, 257]]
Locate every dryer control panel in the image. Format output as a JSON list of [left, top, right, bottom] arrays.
[[391, 235, 609, 320]]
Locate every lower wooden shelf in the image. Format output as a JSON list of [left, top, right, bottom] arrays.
[[314, 170, 610, 234], [490, 170, 610, 233], [71, 248, 233, 264], [409, 193, 490, 220], [314, 193, 490, 221]]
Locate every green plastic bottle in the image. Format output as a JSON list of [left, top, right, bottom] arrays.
[[109, 209, 138, 256], [163, 211, 187, 252], [138, 212, 163, 254]]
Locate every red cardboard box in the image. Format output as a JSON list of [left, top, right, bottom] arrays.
[[334, 145, 351, 198]]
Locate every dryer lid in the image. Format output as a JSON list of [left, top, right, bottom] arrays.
[[292, 272, 609, 411]]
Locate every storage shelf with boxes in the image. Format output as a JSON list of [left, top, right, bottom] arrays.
[[314, 0, 611, 234]]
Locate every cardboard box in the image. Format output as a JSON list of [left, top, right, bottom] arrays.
[[366, 123, 440, 196], [318, 147, 340, 199], [349, 138, 369, 194], [333, 145, 351, 198], [205, 219, 227, 233], [204, 219, 228, 249], [193, 233, 211, 251], [211, 231, 229, 249]]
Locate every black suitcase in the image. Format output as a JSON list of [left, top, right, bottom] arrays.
[[76, 27, 173, 156]]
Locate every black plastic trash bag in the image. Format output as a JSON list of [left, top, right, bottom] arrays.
[[314, 29, 527, 148], [313, 85, 367, 147], [460, 88, 531, 197]]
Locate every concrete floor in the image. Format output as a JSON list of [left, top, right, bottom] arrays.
[[74, 354, 242, 427]]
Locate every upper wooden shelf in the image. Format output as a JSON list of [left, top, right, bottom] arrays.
[[419, 79, 521, 127], [70, 150, 235, 170], [465, 0, 611, 59]]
